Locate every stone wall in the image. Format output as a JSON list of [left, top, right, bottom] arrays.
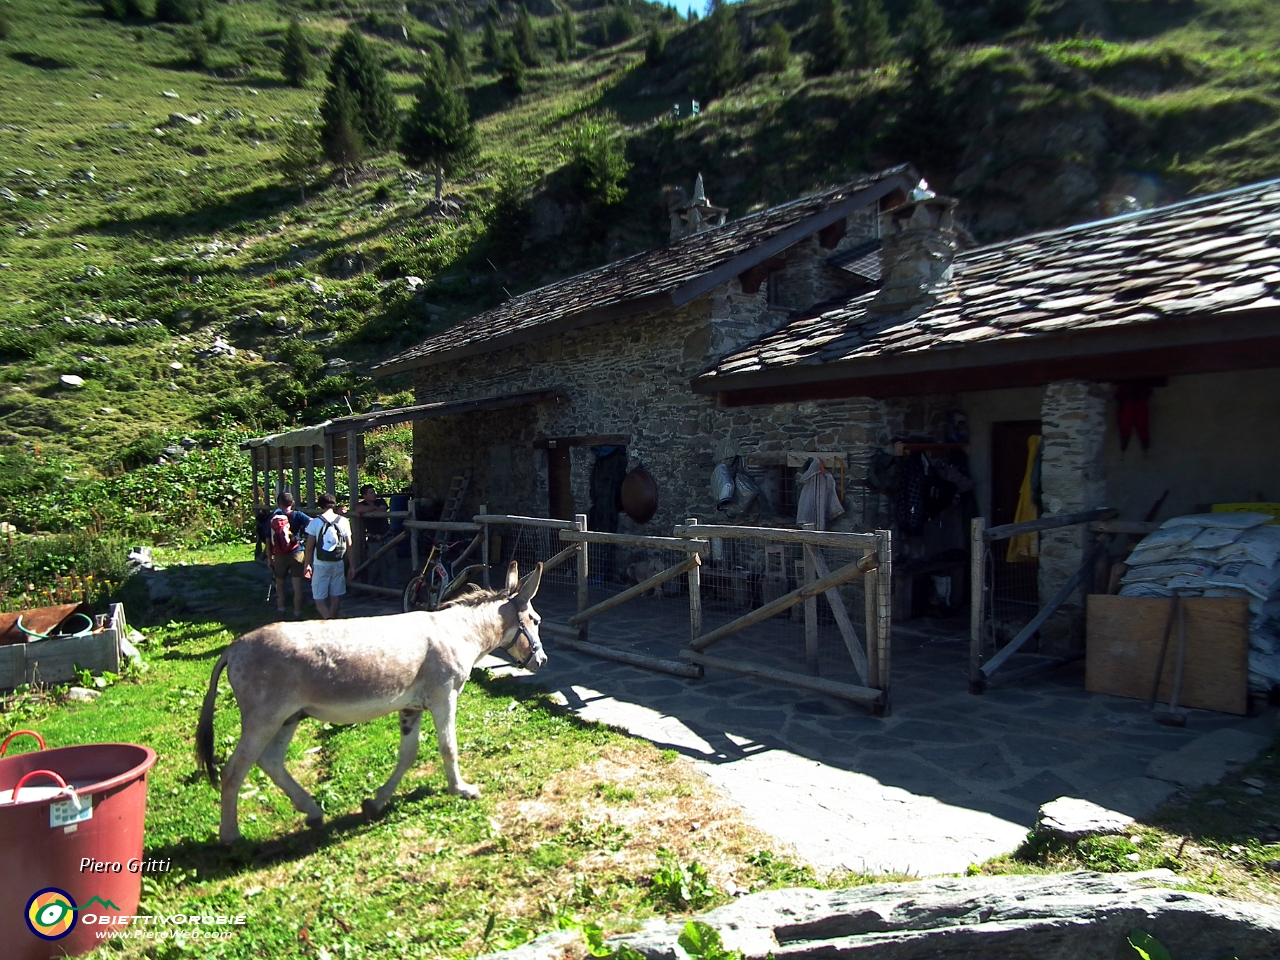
[[1038, 379, 1109, 643]]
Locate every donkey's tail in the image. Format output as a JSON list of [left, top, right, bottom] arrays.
[[195, 650, 230, 789]]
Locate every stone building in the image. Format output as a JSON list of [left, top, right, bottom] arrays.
[[374, 170, 1280, 619]]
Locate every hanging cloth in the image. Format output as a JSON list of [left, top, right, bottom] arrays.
[[1006, 435, 1043, 563], [796, 458, 845, 530]]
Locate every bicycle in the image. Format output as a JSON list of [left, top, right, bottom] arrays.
[[403, 529, 486, 612]]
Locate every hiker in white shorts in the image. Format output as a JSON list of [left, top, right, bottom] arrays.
[[303, 492, 354, 619]]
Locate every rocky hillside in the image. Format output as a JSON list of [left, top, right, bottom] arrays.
[[0, 0, 1277, 481]]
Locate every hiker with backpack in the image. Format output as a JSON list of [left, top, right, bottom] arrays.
[[303, 492, 354, 619], [269, 492, 312, 619]]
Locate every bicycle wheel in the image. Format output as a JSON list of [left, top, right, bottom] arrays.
[[403, 575, 429, 613]]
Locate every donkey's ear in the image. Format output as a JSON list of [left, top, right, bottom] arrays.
[[517, 562, 543, 602], [506, 560, 520, 594]]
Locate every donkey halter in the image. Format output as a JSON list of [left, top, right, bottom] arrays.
[[502, 601, 544, 669]]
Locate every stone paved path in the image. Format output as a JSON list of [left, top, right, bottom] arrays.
[[159, 560, 1277, 876]]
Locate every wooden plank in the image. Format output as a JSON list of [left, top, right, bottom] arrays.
[[984, 508, 1117, 542], [874, 530, 892, 702], [981, 538, 1108, 678], [346, 581, 403, 598], [801, 526, 819, 677], [349, 531, 406, 580], [323, 433, 336, 499], [475, 514, 579, 530], [541, 623, 703, 678], [686, 518, 702, 646], [568, 555, 700, 626], [673, 524, 878, 548], [274, 446, 284, 501], [541, 541, 580, 575], [969, 518, 986, 692], [864, 562, 879, 691], [575, 514, 589, 641], [324, 388, 568, 434], [533, 435, 631, 449], [679, 651, 884, 706], [1089, 520, 1160, 535], [1086, 595, 1248, 715], [803, 543, 869, 684], [691, 554, 877, 651], [291, 446, 301, 499], [985, 652, 1084, 689], [346, 430, 362, 569], [404, 520, 482, 532], [559, 530, 709, 554], [351, 511, 412, 519], [305, 444, 315, 510]]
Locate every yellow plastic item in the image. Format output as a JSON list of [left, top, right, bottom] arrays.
[[1006, 435, 1042, 563], [1212, 503, 1280, 524]]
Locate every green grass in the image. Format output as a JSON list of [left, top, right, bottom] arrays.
[[1, 550, 855, 958]]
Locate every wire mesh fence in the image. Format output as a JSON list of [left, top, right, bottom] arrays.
[[979, 535, 1042, 660]]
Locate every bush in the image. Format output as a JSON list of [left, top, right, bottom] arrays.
[[649, 851, 717, 909], [562, 114, 631, 208], [763, 22, 790, 73], [600, 5, 639, 46], [0, 530, 132, 613], [183, 25, 209, 68]]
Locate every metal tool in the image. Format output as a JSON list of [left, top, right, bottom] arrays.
[[1148, 593, 1180, 708], [1155, 599, 1189, 727]]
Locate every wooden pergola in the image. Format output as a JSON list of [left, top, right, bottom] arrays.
[[241, 387, 566, 566]]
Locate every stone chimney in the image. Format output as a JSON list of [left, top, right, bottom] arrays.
[[867, 183, 958, 316], [669, 173, 728, 242]]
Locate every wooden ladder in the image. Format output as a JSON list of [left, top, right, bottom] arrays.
[[441, 468, 472, 522]]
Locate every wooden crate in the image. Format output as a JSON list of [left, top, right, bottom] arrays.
[[1086, 595, 1248, 716], [0, 602, 124, 690]]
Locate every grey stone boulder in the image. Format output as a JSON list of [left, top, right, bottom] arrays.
[[1036, 796, 1134, 841], [598, 872, 1280, 960], [477, 929, 580, 960]]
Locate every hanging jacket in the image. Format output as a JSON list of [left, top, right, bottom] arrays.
[[796, 458, 845, 530]]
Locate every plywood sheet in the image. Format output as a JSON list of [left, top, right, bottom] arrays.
[[1086, 595, 1248, 716]]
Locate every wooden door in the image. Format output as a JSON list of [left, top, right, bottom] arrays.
[[547, 445, 575, 520]]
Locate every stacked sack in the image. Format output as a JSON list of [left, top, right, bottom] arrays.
[[1119, 512, 1280, 691]]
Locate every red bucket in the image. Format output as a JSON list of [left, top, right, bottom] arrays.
[[0, 731, 158, 959]]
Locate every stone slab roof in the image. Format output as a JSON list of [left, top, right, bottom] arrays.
[[373, 165, 919, 376], [699, 177, 1280, 394]]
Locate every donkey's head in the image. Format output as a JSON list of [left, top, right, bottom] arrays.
[[500, 561, 546, 672]]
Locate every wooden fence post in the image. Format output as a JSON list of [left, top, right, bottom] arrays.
[[291, 446, 301, 500], [480, 503, 490, 589], [304, 444, 315, 511], [323, 433, 336, 499], [575, 513, 589, 642], [801, 523, 819, 676], [874, 529, 893, 713], [970, 517, 986, 694], [408, 498, 419, 573], [686, 518, 702, 646], [346, 430, 362, 569]]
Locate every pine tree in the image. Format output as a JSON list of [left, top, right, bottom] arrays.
[[154, 0, 203, 24], [512, 5, 539, 67], [556, 6, 576, 62], [849, 0, 890, 69], [399, 56, 478, 202], [645, 25, 665, 67], [482, 17, 501, 60], [442, 18, 470, 79], [281, 19, 313, 88], [695, 2, 743, 100], [498, 36, 526, 94], [184, 25, 208, 69], [900, 0, 951, 95], [320, 77, 364, 187], [763, 22, 790, 73], [278, 122, 322, 202], [326, 28, 398, 154], [808, 0, 850, 76]]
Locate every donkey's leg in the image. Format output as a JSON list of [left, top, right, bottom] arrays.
[[428, 686, 480, 799], [363, 709, 422, 817], [219, 718, 284, 844], [256, 714, 325, 829]]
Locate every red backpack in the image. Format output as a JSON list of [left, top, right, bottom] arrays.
[[269, 513, 300, 555]]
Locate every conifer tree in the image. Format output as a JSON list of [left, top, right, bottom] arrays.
[[399, 56, 478, 202], [278, 121, 322, 202], [849, 0, 890, 69], [326, 28, 398, 154], [808, 0, 850, 75], [442, 17, 470, 79], [900, 0, 951, 94], [645, 25, 665, 67], [281, 19, 313, 87], [763, 22, 790, 72], [512, 4, 539, 66], [695, 2, 743, 100], [320, 77, 364, 187], [556, 5, 576, 62], [498, 36, 526, 93], [482, 17, 501, 60]]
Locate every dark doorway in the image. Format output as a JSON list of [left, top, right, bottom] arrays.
[[547, 446, 574, 520], [990, 420, 1041, 526]]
